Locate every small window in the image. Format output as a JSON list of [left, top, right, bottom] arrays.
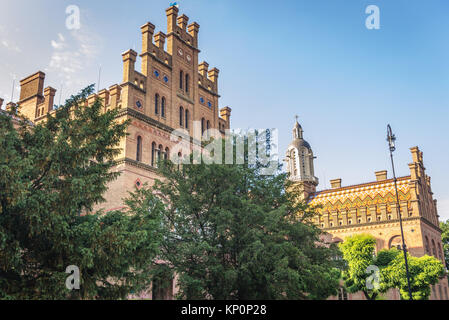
[[180, 70, 183, 90], [177, 152, 182, 170], [136, 136, 142, 162], [158, 145, 163, 163], [151, 142, 156, 166], [185, 109, 189, 129], [164, 147, 169, 161], [163, 76, 169, 83], [155, 94, 159, 114], [161, 97, 166, 117], [179, 107, 184, 127], [154, 70, 160, 78]]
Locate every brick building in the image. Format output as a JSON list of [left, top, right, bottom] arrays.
[[7, 6, 232, 215], [286, 119, 449, 300], [2, 6, 232, 299]]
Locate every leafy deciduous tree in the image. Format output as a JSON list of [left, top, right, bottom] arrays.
[[339, 234, 446, 300]]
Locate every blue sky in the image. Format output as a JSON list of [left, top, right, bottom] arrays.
[[1, 0, 449, 219]]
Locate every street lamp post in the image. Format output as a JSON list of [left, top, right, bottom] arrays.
[[387, 124, 413, 300]]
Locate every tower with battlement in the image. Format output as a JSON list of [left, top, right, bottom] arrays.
[[5, 6, 232, 223]]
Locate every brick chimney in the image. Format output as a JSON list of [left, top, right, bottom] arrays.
[[330, 179, 342, 189], [19, 71, 45, 102], [375, 170, 388, 182], [220, 107, 232, 123], [44, 87, 56, 113]]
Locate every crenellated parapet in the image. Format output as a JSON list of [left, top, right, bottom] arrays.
[[15, 71, 58, 121], [408, 146, 439, 227], [308, 147, 441, 230], [13, 5, 230, 141]]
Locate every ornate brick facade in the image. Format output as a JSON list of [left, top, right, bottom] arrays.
[[286, 120, 449, 300], [11, 6, 232, 217], [8, 6, 232, 300]]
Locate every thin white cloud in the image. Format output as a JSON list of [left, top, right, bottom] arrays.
[[51, 33, 66, 50], [0, 25, 22, 53], [47, 27, 102, 96], [1, 39, 22, 53]]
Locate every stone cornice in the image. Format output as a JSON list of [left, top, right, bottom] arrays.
[[198, 83, 220, 98], [18, 94, 44, 105], [323, 216, 422, 232], [116, 108, 202, 146], [167, 32, 201, 53], [140, 52, 173, 70], [177, 92, 195, 105], [114, 157, 159, 173], [420, 216, 443, 233], [121, 82, 146, 94]]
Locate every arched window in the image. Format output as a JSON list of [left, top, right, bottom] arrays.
[[438, 243, 443, 260], [201, 118, 205, 134], [432, 239, 437, 257], [158, 144, 163, 164], [151, 142, 156, 166], [185, 109, 189, 129], [179, 106, 184, 127], [155, 94, 159, 114], [185, 74, 189, 93], [425, 236, 430, 254], [164, 147, 169, 161], [389, 235, 403, 250], [180, 70, 183, 90], [136, 136, 142, 162], [161, 97, 166, 117], [177, 152, 182, 171], [205, 120, 211, 139]]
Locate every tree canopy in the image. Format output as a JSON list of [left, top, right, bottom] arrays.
[[141, 149, 342, 300], [440, 220, 449, 274], [0, 86, 162, 299], [339, 234, 446, 300]]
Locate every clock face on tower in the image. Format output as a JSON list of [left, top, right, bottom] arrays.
[[186, 54, 191, 62], [178, 48, 183, 56]]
